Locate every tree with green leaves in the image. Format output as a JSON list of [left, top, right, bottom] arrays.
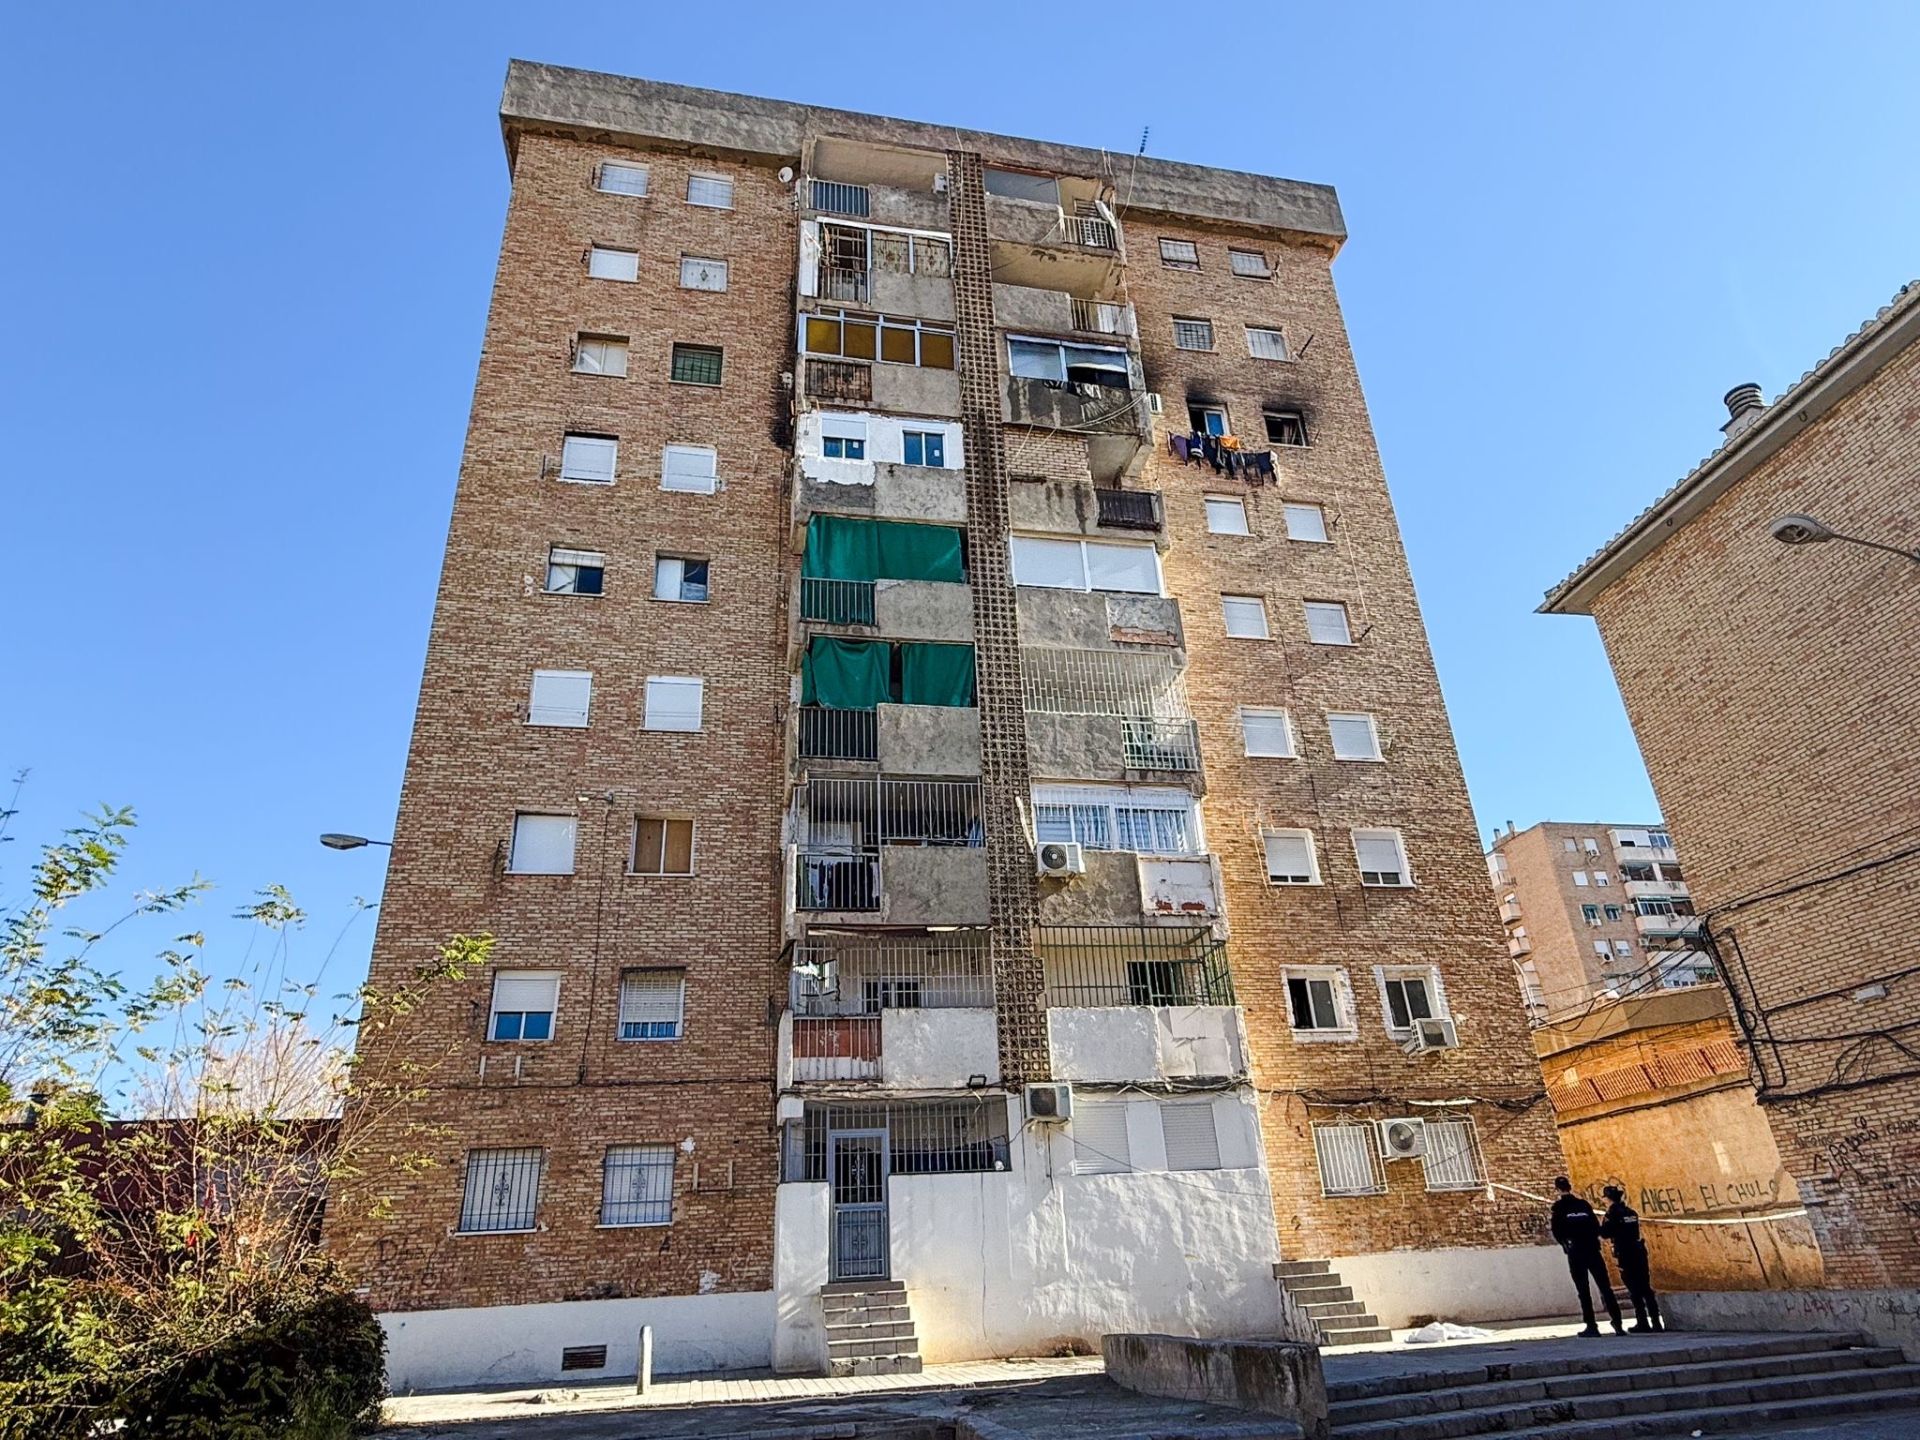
[[0, 791, 485, 1438]]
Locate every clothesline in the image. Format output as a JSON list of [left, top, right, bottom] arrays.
[[1169, 431, 1276, 482]]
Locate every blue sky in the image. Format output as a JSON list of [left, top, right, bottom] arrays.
[[4, 2, 1917, 1004]]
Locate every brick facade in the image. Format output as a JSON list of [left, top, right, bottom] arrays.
[[1122, 217, 1564, 1259], [1547, 288, 1920, 1287]]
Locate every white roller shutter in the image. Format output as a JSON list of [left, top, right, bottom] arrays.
[[1159, 1101, 1221, 1171], [1073, 1100, 1132, 1175]]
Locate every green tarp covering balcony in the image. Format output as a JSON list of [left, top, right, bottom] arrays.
[[801, 516, 965, 584], [801, 638, 976, 709]]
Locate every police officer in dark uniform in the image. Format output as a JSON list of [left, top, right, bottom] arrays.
[[1600, 1184, 1663, 1332], [1550, 1175, 1624, 1335]]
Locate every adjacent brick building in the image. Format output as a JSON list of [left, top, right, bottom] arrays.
[[1488, 820, 1712, 1022], [1543, 282, 1920, 1290], [326, 61, 1566, 1390]]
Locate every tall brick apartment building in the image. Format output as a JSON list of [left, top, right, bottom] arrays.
[[1544, 283, 1920, 1292], [328, 61, 1565, 1390], [1488, 820, 1712, 1021]]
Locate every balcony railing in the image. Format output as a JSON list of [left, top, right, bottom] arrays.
[[1121, 717, 1200, 772], [817, 264, 870, 304], [801, 577, 876, 626], [797, 706, 878, 763], [791, 936, 993, 1014], [807, 358, 872, 403], [797, 848, 880, 911], [1063, 214, 1117, 250], [1070, 297, 1128, 335], [810, 179, 871, 218], [1037, 925, 1233, 1008], [793, 777, 984, 848], [790, 1015, 880, 1081], [1095, 488, 1163, 531], [1023, 646, 1191, 720]]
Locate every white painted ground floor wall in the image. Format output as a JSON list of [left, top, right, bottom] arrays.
[[1330, 1245, 1569, 1329], [773, 1090, 1284, 1371], [380, 1290, 773, 1393]]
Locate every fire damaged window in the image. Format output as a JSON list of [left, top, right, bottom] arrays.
[[1264, 410, 1310, 447]]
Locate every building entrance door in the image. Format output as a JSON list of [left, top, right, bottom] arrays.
[[827, 1129, 889, 1282]]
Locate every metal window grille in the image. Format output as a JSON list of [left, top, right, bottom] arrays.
[[618, 970, 684, 1040], [1070, 298, 1126, 334], [1159, 238, 1200, 269], [781, 1099, 1010, 1181], [1313, 1125, 1386, 1196], [1094, 488, 1162, 530], [1037, 925, 1233, 1008], [793, 777, 984, 848], [1422, 1118, 1486, 1192], [600, 1144, 674, 1225], [807, 358, 872, 403], [1173, 319, 1215, 351], [1246, 327, 1289, 361], [810, 179, 871, 217], [1065, 214, 1116, 250], [818, 264, 870, 303], [797, 706, 878, 762], [800, 577, 876, 626], [1022, 647, 1191, 720], [457, 1148, 542, 1233], [670, 344, 724, 386], [1121, 717, 1201, 771], [790, 934, 993, 1014]]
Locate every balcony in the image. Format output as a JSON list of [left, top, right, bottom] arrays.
[[1508, 933, 1533, 957], [1003, 374, 1145, 438], [1037, 925, 1234, 1008], [797, 576, 974, 645], [1499, 898, 1525, 924], [1094, 488, 1163, 531], [1636, 911, 1703, 936], [789, 777, 990, 928], [991, 283, 1135, 340], [806, 357, 871, 405], [1121, 717, 1200, 772], [1036, 849, 1221, 927], [804, 141, 948, 231], [1022, 645, 1196, 782], [1625, 878, 1691, 901], [1015, 588, 1184, 650], [794, 703, 980, 777], [795, 459, 969, 534], [782, 935, 999, 1086], [1048, 1002, 1247, 1084]]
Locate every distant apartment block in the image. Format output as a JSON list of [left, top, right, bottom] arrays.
[[325, 60, 1566, 1390], [1488, 821, 1713, 1021]]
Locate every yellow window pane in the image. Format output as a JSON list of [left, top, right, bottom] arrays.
[[879, 325, 916, 365], [664, 819, 695, 875], [843, 319, 877, 360], [919, 331, 956, 370], [805, 316, 841, 355]]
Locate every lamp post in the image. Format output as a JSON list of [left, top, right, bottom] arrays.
[[1768, 513, 1920, 566], [319, 833, 392, 851]]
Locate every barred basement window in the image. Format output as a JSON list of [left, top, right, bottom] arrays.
[[601, 1144, 675, 1225], [458, 1147, 542, 1233], [618, 969, 685, 1040], [1313, 1125, 1386, 1196], [670, 344, 724, 386]]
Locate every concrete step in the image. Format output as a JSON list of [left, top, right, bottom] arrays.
[[1332, 1361, 1920, 1440], [1331, 1344, 1906, 1424], [1320, 1326, 1392, 1348], [1300, 1300, 1369, 1320], [828, 1334, 922, 1359], [1325, 1331, 1876, 1404], [827, 1352, 923, 1377], [1275, 1259, 1333, 1279], [826, 1318, 917, 1343], [822, 1300, 912, 1325], [1283, 1283, 1354, 1305], [1465, 1392, 1920, 1440], [821, 1278, 905, 1296]]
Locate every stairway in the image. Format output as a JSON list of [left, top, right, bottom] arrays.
[[1275, 1259, 1391, 1346], [1326, 1330, 1920, 1438], [821, 1279, 923, 1377]]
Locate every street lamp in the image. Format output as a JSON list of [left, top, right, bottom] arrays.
[[1768, 513, 1920, 565], [319, 833, 392, 851]]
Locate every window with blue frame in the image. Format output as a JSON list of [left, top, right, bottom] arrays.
[[902, 430, 945, 467], [489, 972, 559, 1041], [823, 435, 865, 458], [619, 969, 685, 1041]]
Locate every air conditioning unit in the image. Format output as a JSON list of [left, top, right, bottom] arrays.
[[1036, 841, 1086, 878], [1145, 391, 1164, 414], [1401, 1017, 1460, 1056], [1379, 1117, 1427, 1160], [1025, 1083, 1073, 1122]]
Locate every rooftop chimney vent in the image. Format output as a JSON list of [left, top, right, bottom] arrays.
[[1722, 382, 1766, 438]]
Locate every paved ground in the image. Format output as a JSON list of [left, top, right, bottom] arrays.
[[375, 1322, 1920, 1438]]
